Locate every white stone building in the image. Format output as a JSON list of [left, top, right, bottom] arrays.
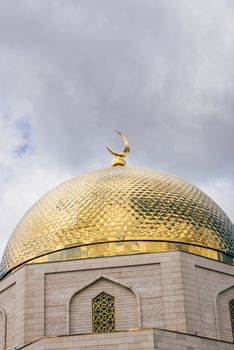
[[0, 165, 233, 349]]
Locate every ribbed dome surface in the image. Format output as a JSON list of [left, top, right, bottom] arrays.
[[1, 167, 234, 277]]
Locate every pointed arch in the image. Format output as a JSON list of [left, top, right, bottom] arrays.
[[216, 285, 234, 342], [68, 276, 139, 335]]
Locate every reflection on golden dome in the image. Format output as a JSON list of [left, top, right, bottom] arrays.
[[1, 167, 234, 278]]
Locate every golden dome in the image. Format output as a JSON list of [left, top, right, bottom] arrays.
[[1, 167, 234, 278]]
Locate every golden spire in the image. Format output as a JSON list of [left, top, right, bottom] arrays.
[[107, 131, 130, 167]]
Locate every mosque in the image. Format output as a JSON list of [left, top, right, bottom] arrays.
[[0, 132, 233, 350]]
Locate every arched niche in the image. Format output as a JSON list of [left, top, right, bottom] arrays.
[[69, 276, 139, 335], [216, 285, 234, 342]]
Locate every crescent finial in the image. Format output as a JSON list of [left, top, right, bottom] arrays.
[[107, 131, 130, 167]]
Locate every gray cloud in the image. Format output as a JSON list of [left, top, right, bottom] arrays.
[[0, 0, 234, 256]]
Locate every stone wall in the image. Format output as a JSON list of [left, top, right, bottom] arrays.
[[18, 328, 234, 350], [153, 328, 234, 350], [196, 265, 234, 339], [0, 250, 233, 349], [45, 263, 162, 335]]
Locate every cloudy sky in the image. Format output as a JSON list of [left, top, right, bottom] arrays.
[[0, 0, 234, 258]]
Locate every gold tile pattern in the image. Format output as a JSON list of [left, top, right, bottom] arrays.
[[25, 241, 233, 267], [0, 167, 234, 278]]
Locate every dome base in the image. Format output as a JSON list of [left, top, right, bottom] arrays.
[[2, 240, 233, 278]]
